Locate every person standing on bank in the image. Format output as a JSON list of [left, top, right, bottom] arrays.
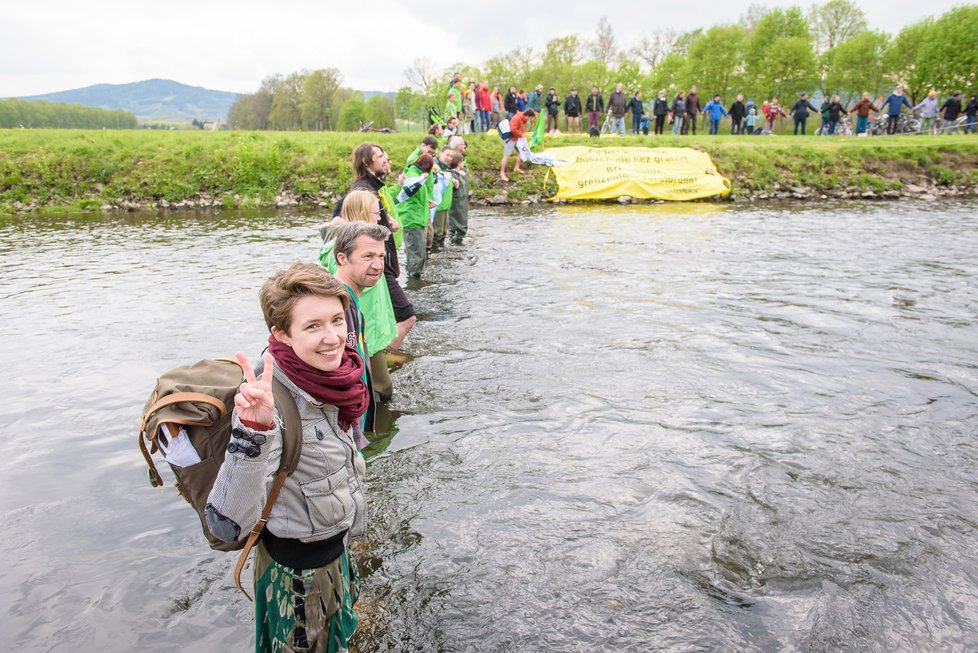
[[628, 91, 645, 135], [206, 262, 370, 653], [499, 109, 536, 181], [545, 87, 561, 133], [585, 85, 604, 133], [683, 86, 702, 135], [564, 88, 582, 133], [653, 90, 669, 135], [608, 83, 628, 136], [790, 92, 819, 135], [671, 90, 686, 136], [504, 86, 519, 119], [940, 91, 963, 134], [881, 86, 912, 135], [703, 94, 728, 135], [728, 94, 746, 134], [850, 92, 880, 135]]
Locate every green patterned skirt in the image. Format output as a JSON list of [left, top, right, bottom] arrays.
[[254, 541, 359, 653]]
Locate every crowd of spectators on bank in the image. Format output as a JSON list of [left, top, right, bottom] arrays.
[[437, 71, 978, 137]]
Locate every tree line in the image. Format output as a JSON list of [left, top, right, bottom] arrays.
[[224, 2, 976, 132], [0, 99, 138, 129], [396, 2, 976, 120], [226, 69, 395, 131]]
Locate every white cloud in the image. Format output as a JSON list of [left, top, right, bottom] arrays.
[[0, 0, 964, 97]]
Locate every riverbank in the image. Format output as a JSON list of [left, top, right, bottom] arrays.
[[2, 129, 977, 214]]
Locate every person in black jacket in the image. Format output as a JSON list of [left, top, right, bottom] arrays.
[[728, 94, 747, 134], [964, 94, 977, 135], [652, 90, 669, 135], [545, 87, 561, 132], [790, 92, 820, 135], [585, 85, 604, 132], [564, 88, 582, 133], [504, 86, 519, 119], [627, 91, 644, 135], [683, 86, 701, 134], [941, 91, 963, 133], [826, 95, 848, 134]]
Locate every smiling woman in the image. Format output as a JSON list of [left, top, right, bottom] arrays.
[[201, 261, 371, 653]]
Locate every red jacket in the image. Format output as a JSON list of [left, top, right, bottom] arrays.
[[509, 112, 527, 138], [475, 85, 491, 111]]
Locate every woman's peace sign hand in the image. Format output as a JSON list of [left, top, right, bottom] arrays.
[[234, 351, 275, 427]]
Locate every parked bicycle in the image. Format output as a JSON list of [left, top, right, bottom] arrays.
[[869, 112, 922, 135], [816, 115, 854, 136]]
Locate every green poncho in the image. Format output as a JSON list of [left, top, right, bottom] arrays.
[[319, 235, 398, 352]]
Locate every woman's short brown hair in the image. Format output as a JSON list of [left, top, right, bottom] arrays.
[[259, 262, 348, 334]]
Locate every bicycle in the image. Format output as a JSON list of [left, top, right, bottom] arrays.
[[935, 115, 968, 134], [815, 115, 854, 136], [869, 111, 921, 135]]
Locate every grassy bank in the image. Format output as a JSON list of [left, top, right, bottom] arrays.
[[2, 129, 977, 214]]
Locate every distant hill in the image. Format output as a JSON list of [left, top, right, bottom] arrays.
[[16, 79, 239, 122]]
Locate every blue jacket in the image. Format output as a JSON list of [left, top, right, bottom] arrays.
[[882, 93, 912, 116], [703, 101, 728, 120]]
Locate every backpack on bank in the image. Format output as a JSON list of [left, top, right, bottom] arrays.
[[497, 118, 512, 140], [138, 357, 302, 600]]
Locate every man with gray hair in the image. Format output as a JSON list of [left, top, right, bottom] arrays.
[[333, 221, 391, 430]]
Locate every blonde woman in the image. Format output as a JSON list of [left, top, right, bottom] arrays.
[[319, 190, 399, 405]]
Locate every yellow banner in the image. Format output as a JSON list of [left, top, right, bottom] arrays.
[[544, 146, 731, 201]]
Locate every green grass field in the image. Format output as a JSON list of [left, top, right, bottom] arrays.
[[1, 128, 976, 214]]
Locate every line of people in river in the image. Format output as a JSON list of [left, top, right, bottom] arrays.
[[208, 136, 474, 651]]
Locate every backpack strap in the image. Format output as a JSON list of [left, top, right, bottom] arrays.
[[233, 376, 303, 601]]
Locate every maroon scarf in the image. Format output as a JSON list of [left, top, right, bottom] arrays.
[[267, 334, 368, 430]]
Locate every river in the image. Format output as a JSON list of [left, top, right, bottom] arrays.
[[1, 201, 976, 652]]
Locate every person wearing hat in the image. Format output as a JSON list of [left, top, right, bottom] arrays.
[[790, 92, 819, 135]]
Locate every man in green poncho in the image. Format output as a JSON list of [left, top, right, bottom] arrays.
[[430, 146, 457, 251], [396, 152, 436, 279], [332, 221, 391, 431]]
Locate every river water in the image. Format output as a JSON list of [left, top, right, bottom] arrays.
[[1, 201, 976, 652]]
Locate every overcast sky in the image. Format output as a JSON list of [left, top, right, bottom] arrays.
[[1, 0, 963, 97]]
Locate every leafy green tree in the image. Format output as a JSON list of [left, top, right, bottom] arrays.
[[0, 99, 136, 128], [483, 48, 536, 90], [337, 93, 366, 131], [365, 94, 395, 129], [574, 60, 613, 93], [612, 60, 643, 94], [915, 5, 978, 95], [809, 0, 868, 53], [681, 24, 748, 99], [646, 53, 686, 94], [883, 19, 933, 104], [745, 7, 816, 99], [394, 86, 426, 127], [823, 30, 890, 103], [268, 72, 304, 130], [300, 68, 341, 131]]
